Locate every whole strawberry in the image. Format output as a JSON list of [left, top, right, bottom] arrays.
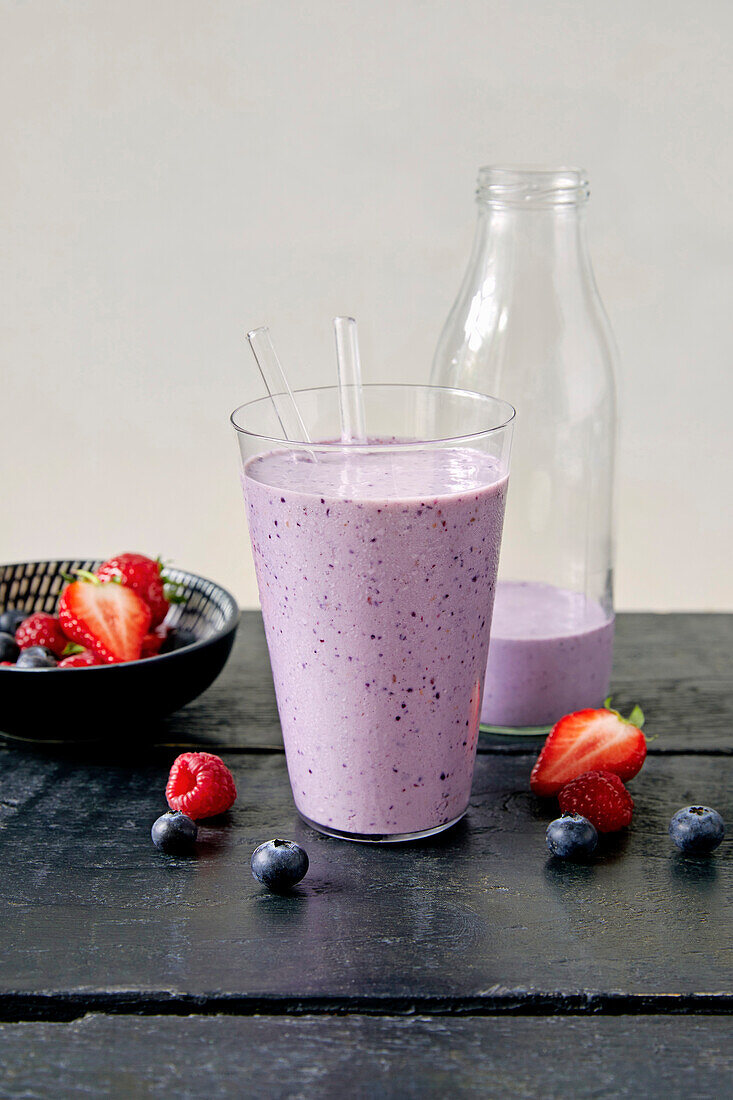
[[166, 752, 237, 819], [59, 572, 152, 664], [15, 613, 69, 658], [96, 554, 178, 628], [558, 770, 634, 833]]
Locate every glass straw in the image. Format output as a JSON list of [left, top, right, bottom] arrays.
[[334, 316, 367, 443], [247, 327, 314, 455]]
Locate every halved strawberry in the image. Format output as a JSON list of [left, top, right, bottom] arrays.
[[530, 703, 646, 797], [58, 573, 152, 664]]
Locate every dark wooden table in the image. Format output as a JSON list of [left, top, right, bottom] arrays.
[[1, 612, 731, 1099]]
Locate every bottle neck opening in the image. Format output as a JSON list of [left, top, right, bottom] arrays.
[[476, 166, 589, 210]]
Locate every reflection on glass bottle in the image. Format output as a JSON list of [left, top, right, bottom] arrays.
[[432, 167, 617, 732]]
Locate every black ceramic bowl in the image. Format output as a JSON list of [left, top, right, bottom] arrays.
[[0, 559, 239, 741]]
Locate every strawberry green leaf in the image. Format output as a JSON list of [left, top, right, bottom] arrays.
[[157, 556, 173, 579], [62, 642, 85, 657], [164, 584, 188, 605], [627, 704, 645, 729]]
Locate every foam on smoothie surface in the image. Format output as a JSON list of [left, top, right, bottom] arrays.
[[245, 445, 504, 501]]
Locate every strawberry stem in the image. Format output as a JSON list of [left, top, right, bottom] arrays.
[[74, 570, 101, 585]]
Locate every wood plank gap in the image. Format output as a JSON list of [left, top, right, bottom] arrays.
[[2, 991, 731, 1023], [197, 745, 733, 757], [1, 743, 729, 759]]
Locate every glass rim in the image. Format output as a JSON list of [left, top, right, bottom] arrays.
[[230, 383, 516, 450], [476, 164, 590, 207]]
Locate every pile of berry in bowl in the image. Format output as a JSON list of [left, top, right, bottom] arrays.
[[0, 554, 238, 741]]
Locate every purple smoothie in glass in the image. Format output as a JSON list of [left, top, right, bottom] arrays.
[[244, 446, 508, 840], [480, 580, 615, 730]]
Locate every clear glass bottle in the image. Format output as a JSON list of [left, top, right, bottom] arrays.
[[432, 167, 617, 733]]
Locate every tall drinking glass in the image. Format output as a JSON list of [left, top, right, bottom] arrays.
[[232, 385, 514, 842]]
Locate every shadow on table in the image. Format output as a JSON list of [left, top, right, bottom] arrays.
[[668, 850, 719, 889], [0, 725, 183, 767]]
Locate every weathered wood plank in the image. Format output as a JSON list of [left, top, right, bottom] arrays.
[[612, 613, 733, 679], [142, 612, 733, 753], [482, 678, 733, 754], [1, 1014, 731, 1099], [3, 613, 728, 752], [0, 748, 729, 1004]]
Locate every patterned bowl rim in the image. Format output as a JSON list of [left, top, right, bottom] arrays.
[[0, 561, 239, 672]]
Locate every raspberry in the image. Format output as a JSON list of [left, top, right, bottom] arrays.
[[166, 752, 237, 819], [16, 613, 69, 657], [558, 769, 634, 833]]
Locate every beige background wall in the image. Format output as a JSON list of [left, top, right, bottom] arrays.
[[2, 0, 731, 610]]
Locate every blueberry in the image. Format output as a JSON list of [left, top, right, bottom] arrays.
[[546, 813, 598, 860], [16, 646, 57, 669], [251, 838, 309, 892], [0, 632, 19, 663], [0, 608, 27, 635], [151, 810, 198, 853], [160, 628, 198, 654], [669, 806, 725, 855]]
